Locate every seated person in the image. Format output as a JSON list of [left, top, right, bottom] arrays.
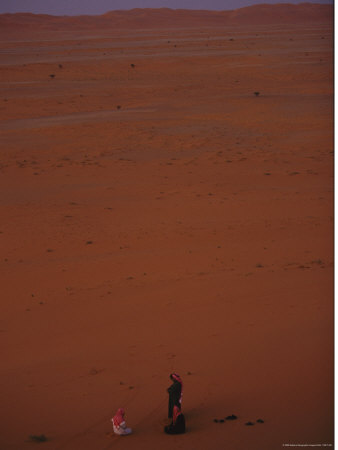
[[112, 408, 132, 435]]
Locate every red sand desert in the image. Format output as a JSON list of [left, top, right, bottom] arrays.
[[0, 4, 334, 450]]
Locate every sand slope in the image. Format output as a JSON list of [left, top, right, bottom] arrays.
[[0, 4, 333, 33], [0, 5, 334, 450]]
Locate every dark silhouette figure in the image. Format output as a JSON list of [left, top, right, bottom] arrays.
[[167, 373, 183, 419]]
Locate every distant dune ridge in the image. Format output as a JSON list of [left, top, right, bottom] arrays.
[[0, 3, 333, 30]]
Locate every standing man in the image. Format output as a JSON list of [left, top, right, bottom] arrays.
[[167, 373, 183, 419]]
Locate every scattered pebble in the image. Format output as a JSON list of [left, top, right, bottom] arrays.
[[245, 421, 254, 426], [29, 434, 47, 442], [226, 414, 238, 421], [257, 419, 264, 423]]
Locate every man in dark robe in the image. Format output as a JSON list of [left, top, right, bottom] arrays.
[[167, 373, 183, 418]]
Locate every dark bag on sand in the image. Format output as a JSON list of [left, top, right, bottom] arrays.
[[164, 413, 186, 435]]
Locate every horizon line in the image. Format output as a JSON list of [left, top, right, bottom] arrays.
[[0, 1, 333, 17]]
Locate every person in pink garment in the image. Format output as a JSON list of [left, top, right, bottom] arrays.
[[111, 408, 132, 435]]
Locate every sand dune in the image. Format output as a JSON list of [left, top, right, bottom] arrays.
[[0, 4, 333, 33], [0, 4, 333, 450]]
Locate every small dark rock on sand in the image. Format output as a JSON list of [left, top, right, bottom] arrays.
[[29, 434, 47, 442], [257, 419, 264, 423], [245, 421, 255, 426], [226, 415, 238, 420], [214, 418, 225, 423]]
